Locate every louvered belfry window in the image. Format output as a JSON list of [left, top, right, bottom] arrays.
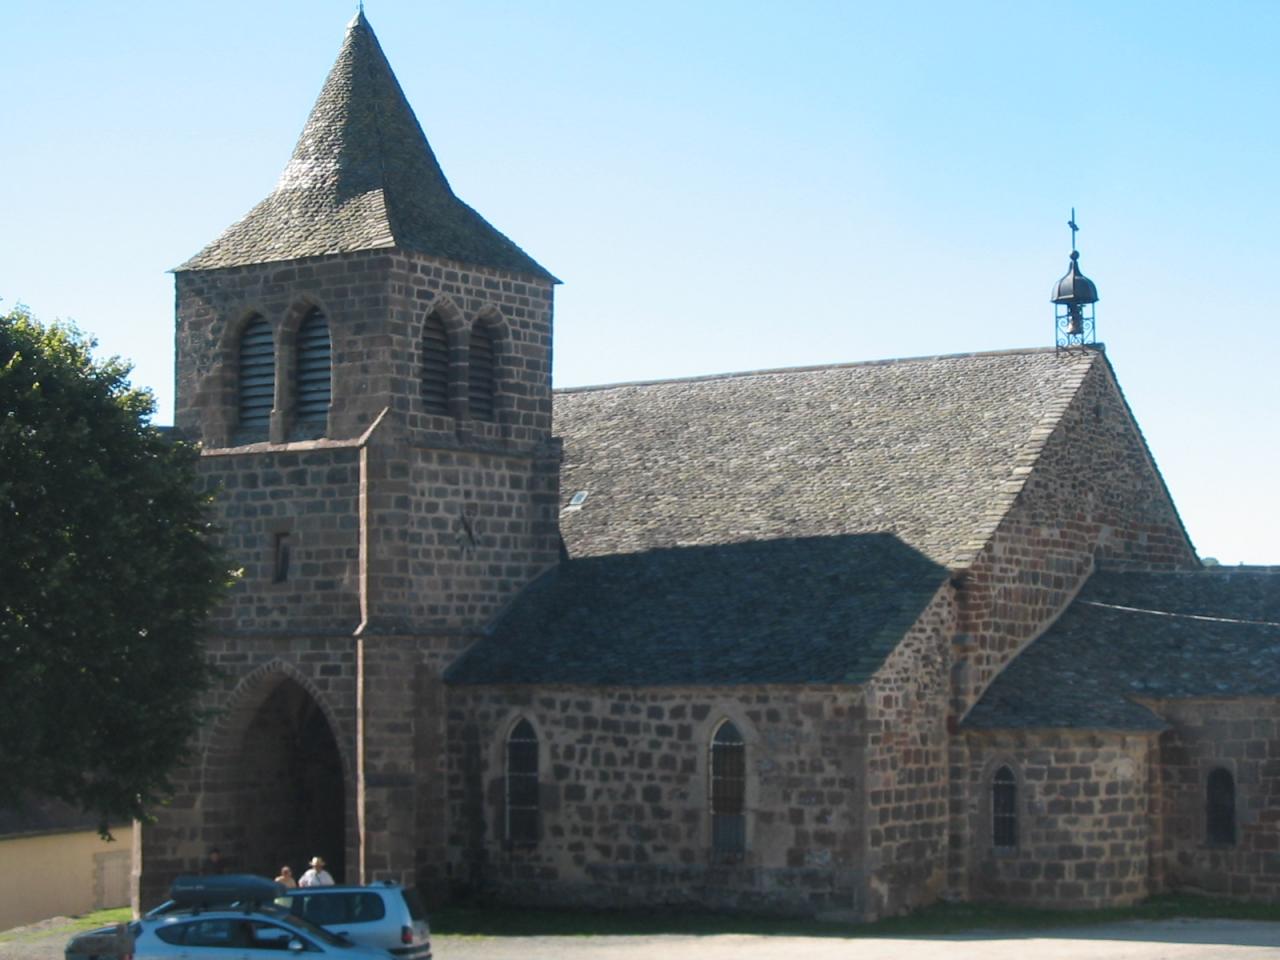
[[468, 325, 496, 422], [711, 720, 746, 856], [421, 313, 450, 415], [295, 308, 332, 423], [238, 316, 275, 429], [506, 719, 539, 845], [992, 765, 1018, 848], [1207, 767, 1236, 845]]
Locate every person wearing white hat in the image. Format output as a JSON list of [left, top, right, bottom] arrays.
[[298, 856, 334, 887]]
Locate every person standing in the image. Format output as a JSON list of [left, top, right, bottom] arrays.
[[299, 856, 334, 887], [275, 866, 298, 888]]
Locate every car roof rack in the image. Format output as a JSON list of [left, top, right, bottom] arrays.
[[169, 874, 286, 913]]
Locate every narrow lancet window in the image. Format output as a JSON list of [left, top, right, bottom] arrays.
[[238, 316, 275, 430], [506, 719, 538, 845], [468, 325, 496, 422], [711, 720, 746, 856], [295, 308, 332, 423], [421, 312, 450, 415]]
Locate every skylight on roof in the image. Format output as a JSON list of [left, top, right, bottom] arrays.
[[563, 490, 589, 512]]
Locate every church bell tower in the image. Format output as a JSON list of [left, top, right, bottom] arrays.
[[150, 11, 562, 898]]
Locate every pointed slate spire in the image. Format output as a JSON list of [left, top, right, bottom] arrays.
[[180, 13, 554, 280]]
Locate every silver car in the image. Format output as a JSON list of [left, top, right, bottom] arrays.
[[68, 907, 393, 960], [277, 884, 431, 960]]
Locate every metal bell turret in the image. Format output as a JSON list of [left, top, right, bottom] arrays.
[[1053, 210, 1099, 349]]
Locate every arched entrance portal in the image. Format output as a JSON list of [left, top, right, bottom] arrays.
[[229, 678, 346, 882]]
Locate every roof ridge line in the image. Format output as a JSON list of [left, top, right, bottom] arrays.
[[945, 350, 1102, 567], [354, 15, 401, 243], [555, 344, 1095, 395], [1077, 599, 1280, 628], [1090, 352, 1201, 567]]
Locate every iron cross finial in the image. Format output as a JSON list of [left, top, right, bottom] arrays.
[[1068, 208, 1079, 251]]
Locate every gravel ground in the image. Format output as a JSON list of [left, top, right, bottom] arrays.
[[8, 917, 1280, 960]]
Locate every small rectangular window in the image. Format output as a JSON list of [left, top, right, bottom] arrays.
[[992, 767, 1018, 849], [272, 532, 291, 583]]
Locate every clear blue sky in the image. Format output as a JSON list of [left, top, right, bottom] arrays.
[[3, 1, 1277, 564]]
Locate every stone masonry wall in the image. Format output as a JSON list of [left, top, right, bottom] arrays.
[[175, 250, 555, 449], [157, 248, 562, 908], [361, 428, 561, 633], [140, 637, 359, 905], [385, 253, 554, 444], [141, 630, 476, 907], [946, 357, 1196, 900], [963, 730, 1154, 908], [176, 247, 562, 635], [953, 357, 1198, 719], [447, 686, 869, 918], [1152, 698, 1280, 901], [862, 583, 956, 917], [198, 446, 361, 635]]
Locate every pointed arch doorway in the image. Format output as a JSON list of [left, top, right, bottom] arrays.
[[211, 674, 348, 882]]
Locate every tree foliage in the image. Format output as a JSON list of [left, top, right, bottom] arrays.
[[0, 306, 230, 831]]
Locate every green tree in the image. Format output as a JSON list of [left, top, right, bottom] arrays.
[[0, 306, 230, 832]]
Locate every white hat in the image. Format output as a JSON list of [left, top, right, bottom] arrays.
[[309, 856, 326, 867]]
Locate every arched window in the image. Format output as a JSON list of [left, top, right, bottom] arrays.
[[1207, 767, 1236, 845], [710, 720, 745, 856], [505, 719, 538, 845], [420, 312, 450, 416], [992, 765, 1018, 849], [238, 316, 275, 430], [468, 325, 496, 422], [295, 308, 331, 424]]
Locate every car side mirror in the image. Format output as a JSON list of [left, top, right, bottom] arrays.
[[288, 938, 305, 952]]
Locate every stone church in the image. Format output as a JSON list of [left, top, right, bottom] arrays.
[[143, 13, 1280, 918]]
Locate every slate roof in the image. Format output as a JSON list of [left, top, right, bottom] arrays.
[[965, 568, 1280, 731], [554, 348, 1101, 568], [451, 348, 1120, 687], [446, 533, 947, 686], [179, 13, 553, 280]]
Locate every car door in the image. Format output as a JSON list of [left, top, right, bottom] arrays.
[[156, 917, 252, 960], [247, 919, 318, 956]]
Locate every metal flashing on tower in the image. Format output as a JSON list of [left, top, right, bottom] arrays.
[[1052, 208, 1099, 352]]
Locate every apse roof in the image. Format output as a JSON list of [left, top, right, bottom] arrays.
[[179, 13, 553, 280], [966, 569, 1280, 731]]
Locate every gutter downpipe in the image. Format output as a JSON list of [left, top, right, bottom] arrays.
[[352, 407, 389, 885]]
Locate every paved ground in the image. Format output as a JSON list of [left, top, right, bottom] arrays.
[[435, 921, 1280, 959], [10, 917, 1280, 960]]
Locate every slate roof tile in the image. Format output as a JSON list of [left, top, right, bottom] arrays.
[[179, 13, 553, 280], [965, 568, 1280, 731], [446, 533, 947, 686], [554, 348, 1100, 569], [452, 348, 1106, 687]]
